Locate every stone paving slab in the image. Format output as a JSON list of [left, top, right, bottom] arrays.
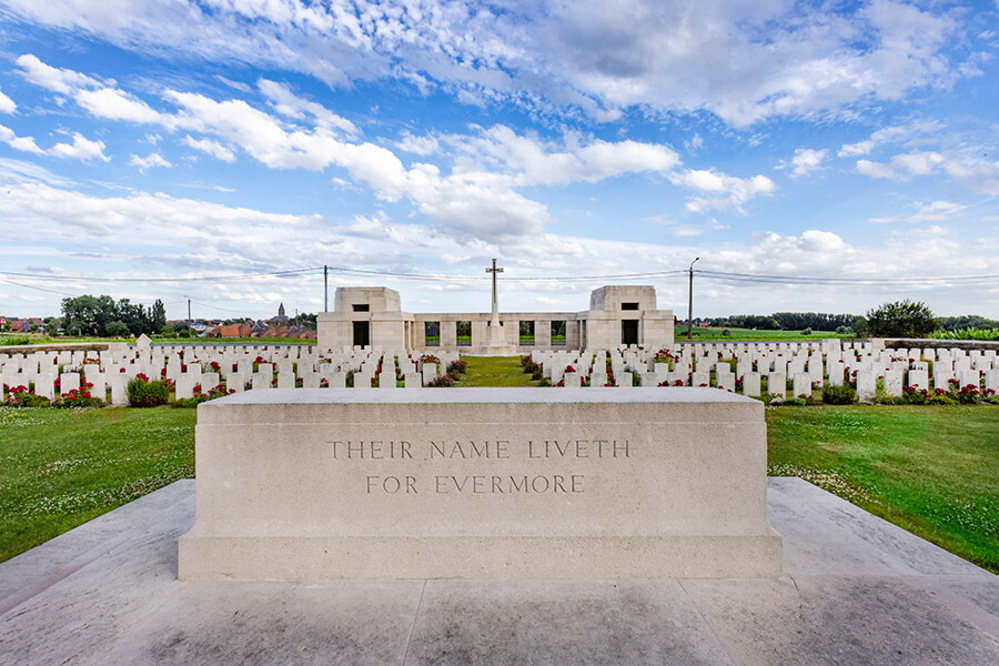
[[1, 477, 997, 665]]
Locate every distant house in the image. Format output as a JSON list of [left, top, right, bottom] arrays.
[[195, 304, 315, 340], [5, 317, 43, 332], [208, 322, 255, 338]]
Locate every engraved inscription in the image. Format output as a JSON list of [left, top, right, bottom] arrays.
[[331, 441, 414, 459], [330, 439, 631, 495]]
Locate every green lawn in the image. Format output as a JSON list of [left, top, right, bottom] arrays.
[[768, 405, 999, 573], [0, 406, 196, 563], [676, 326, 855, 341], [455, 355, 538, 387]]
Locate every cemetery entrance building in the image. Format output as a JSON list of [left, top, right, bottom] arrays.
[[317, 284, 674, 354]]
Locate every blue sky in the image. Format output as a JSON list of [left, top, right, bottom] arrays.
[[1, 0, 998, 321]]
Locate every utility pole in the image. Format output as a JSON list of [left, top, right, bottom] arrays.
[[324, 265, 328, 312], [687, 257, 699, 342], [187, 298, 192, 328]]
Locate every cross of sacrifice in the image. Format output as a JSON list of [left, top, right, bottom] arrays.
[[486, 258, 503, 326]]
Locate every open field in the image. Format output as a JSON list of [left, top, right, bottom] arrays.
[[674, 326, 855, 341]]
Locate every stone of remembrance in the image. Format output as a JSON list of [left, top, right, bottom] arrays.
[[178, 387, 782, 580]]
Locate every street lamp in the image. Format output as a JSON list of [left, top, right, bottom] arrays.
[[687, 257, 700, 342]]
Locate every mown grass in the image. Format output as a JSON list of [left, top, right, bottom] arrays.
[[0, 406, 196, 563], [454, 355, 538, 387], [676, 326, 855, 341], [767, 405, 999, 573]]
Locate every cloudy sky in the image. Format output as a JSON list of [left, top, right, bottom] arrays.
[[0, 0, 998, 321]]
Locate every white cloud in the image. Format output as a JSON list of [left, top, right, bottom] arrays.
[[838, 125, 915, 158], [12, 54, 777, 246], [838, 140, 874, 158], [0, 87, 16, 114], [856, 159, 899, 180], [1, 165, 998, 317], [129, 152, 172, 172], [893, 150, 945, 176], [870, 200, 967, 224], [0, 1, 972, 127], [669, 169, 775, 214], [75, 87, 164, 123], [441, 125, 680, 186], [183, 136, 236, 162], [50, 132, 109, 162], [16, 53, 102, 94], [396, 131, 440, 156], [257, 78, 358, 136], [341, 213, 405, 242], [0, 125, 107, 161], [857, 150, 946, 180], [0, 124, 43, 154], [783, 148, 828, 177], [0, 157, 78, 186]]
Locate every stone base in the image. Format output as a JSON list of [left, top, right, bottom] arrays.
[[179, 388, 782, 580], [472, 323, 518, 355], [179, 533, 782, 580]]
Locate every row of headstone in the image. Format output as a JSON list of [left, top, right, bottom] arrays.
[[0, 345, 467, 401], [523, 340, 999, 401]]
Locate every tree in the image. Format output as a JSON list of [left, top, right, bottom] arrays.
[[61, 295, 116, 336], [866, 300, 937, 338], [936, 314, 999, 331], [115, 298, 148, 336], [852, 315, 869, 338], [772, 312, 857, 331], [150, 299, 167, 333], [61, 294, 169, 337], [105, 320, 130, 337]]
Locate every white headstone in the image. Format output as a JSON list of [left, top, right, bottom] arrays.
[[60, 372, 81, 395], [35, 373, 55, 400], [767, 373, 786, 399], [201, 372, 221, 393], [884, 370, 903, 397], [277, 371, 296, 389], [792, 373, 811, 399], [907, 370, 929, 390], [856, 371, 876, 403], [109, 374, 128, 405]]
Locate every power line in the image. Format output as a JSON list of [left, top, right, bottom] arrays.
[[697, 270, 999, 286], [185, 298, 275, 317], [0, 267, 320, 283], [323, 266, 689, 282], [0, 277, 79, 298], [3, 264, 998, 288]]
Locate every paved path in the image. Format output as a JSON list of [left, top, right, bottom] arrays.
[[2, 478, 997, 665]]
